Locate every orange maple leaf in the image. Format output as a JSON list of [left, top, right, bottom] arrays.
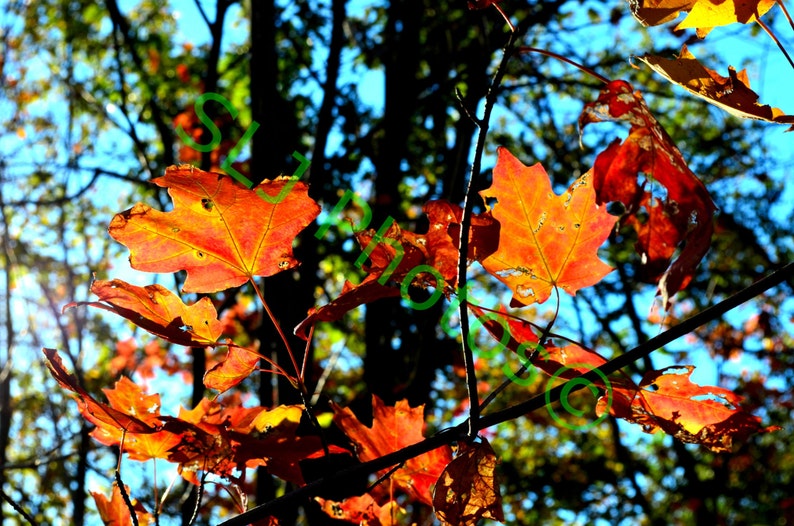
[[63, 279, 223, 347], [43, 349, 157, 435], [92, 482, 152, 526], [90, 377, 183, 461], [332, 396, 453, 506], [109, 165, 320, 293], [479, 147, 617, 306], [599, 365, 780, 452], [203, 344, 262, 393]]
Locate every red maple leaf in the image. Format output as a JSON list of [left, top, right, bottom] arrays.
[[580, 80, 716, 306], [294, 203, 497, 339]]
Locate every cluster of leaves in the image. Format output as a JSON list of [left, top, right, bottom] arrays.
[[35, 0, 794, 524]]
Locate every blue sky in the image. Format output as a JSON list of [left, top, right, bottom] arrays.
[[100, 0, 794, 427], [4, 1, 792, 522]]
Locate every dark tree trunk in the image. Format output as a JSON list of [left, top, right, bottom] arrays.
[[250, 1, 322, 523]]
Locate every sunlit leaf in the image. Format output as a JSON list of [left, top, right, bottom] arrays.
[[203, 344, 261, 393], [433, 439, 504, 525], [629, 0, 775, 36], [92, 482, 151, 526], [63, 279, 223, 347], [479, 147, 617, 306], [109, 165, 320, 293], [332, 396, 453, 506], [599, 365, 781, 452], [580, 80, 716, 306], [640, 46, 794, 127], [42, 348, 157, 435]]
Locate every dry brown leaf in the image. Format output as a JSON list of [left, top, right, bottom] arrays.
[[640, 46, 794, 126], [433, 439, 504, 526]]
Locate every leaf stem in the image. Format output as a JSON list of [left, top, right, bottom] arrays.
[[492, 2, 516, 33], [516, 46, 610, 84], [248, 278, 329, 453], [249, 278, 302, 384], [226, 342, 292, 381]]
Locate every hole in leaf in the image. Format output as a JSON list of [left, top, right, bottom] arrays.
[[606, 201, 626, 216], [516, 284, 535, 298], [635, 206, 649, 225], [201, 198, 214, 211], [534, 212, 547, 233]]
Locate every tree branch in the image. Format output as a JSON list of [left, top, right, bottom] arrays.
[[457, 30, 518, 439], [219, 260, 794, 525]]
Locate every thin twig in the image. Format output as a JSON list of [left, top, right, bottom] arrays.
[[776, 0, 794, 32], [457, 30, 520, 439], [756, 16, 794, 71], [187, 471, 207, 526], [115, 459, 139, 526], [217, 261, 794, 525], [365, 462, 404, 493], [517, 46, 610, 84], [455, 87, 482, 125], [478, 288, 560, 411], [0, 488, 39, 526]]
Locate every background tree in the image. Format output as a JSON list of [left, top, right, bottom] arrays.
[[0, 0, 792, 524]]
